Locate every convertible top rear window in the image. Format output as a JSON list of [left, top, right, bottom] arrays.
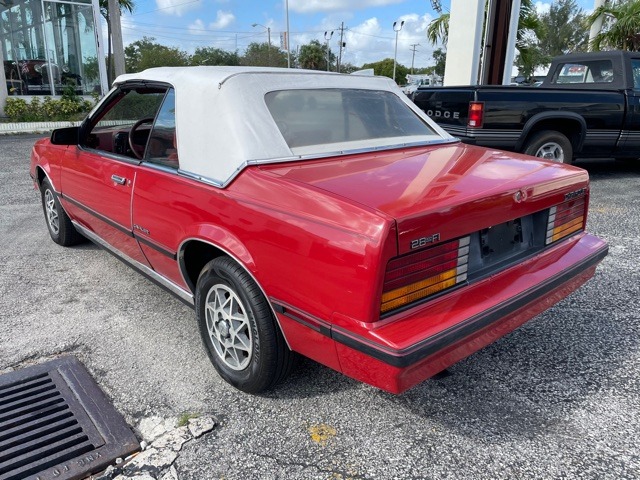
[[265, 89, 439, 155]]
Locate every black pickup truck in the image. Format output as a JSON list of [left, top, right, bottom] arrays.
[[411, 51, 640, 163]]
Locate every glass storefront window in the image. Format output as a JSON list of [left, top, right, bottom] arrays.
[[2, 0, 100, 96]]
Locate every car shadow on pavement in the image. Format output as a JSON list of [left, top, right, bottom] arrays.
[[373, 278, 637, 439], [574, 158, 640, 178], [263, 357, 359, 399]]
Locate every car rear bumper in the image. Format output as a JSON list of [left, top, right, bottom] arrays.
[[274, 233, 608, 394]]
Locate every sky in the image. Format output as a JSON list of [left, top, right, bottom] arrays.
[[114, 0, 598, 69]]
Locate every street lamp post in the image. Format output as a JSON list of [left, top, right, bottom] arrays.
[[252, 23, 271, 66], [392, 20, 404, 84], [324, 30, 334, 71]]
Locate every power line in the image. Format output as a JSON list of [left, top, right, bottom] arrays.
[[120, 26, 260, 45], [127, 21, 263, 34], [130, 0, 201, 17], [348, 30, 394, 40]]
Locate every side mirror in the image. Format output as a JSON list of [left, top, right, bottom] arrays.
[[51, 126, 79, 145]]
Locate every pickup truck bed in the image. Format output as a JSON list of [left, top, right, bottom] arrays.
[[411, 50, 640, 163]]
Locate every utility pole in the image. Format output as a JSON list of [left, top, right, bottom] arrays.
[[337, 22, 346, 73], [410, 43, 419, 74], [324, 31, 334, 71], [108, 0, 125, 77], [285, 0, 291, 67]]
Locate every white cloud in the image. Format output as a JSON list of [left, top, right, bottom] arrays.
[[534, 2, 551, 15], [344, 17, 382, 55], [289, 0, 405, 14], [209, 10, 235, 29], [188, 19, 207, 35], [337, 14, 435, 68], [155, 0, 201, 17], [282, 12, 436, 69], [119, 15, 146, 46]]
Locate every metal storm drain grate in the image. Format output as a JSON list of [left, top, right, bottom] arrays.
[[0, 356, 139, 480]]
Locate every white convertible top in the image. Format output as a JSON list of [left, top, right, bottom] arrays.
[[113, 67, 451, 186]]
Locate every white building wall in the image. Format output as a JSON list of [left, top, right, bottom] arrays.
[[443, 0, 485, 86]]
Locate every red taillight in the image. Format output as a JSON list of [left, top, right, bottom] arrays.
[[468, 101, 484, 128], [381, 237, 470, 314], [546, 197, 586, 245]]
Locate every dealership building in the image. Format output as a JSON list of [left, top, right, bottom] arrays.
[[1, 0, 107, 111]]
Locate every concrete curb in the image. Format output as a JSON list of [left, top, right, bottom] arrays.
[[0, 120, 82, 135]]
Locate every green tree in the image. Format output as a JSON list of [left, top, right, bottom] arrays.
[[432, 48, 446, 77], [99, 0, 135, 82], [340, 63, 359, 74], [124, 37, 189, 73], [190, 47, 239, 66], [537, 0, 588, 58], [298, 39, 335, 71], [241, 42, 289, 67], [514, 0, 544, 80], [361, 58, 409, 84], [426, 0, 545, 79], [587, 0, 640, 51]]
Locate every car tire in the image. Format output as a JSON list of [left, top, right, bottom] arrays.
[[40, 178, 84, 246], [523, 130, 573, 164], [196, 257, 297, 393]]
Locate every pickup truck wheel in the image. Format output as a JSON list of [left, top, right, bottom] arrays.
[[40, 178, 84, 246], [523, 130, 572, 164], [196, 257, 296, 393]]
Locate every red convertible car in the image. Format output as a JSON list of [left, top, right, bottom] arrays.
[[30, 67, 608, 394]]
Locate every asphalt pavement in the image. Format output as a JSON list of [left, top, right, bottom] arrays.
[[1, 134, 639, 480]]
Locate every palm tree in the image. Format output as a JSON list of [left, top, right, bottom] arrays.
[[587, 0, 640, 51], [99, 0, 135, 82], [426, 0, 543, 79], [427, 12, 449, 45], [515, 0, 543, 79], [426, 0, 539, 47]]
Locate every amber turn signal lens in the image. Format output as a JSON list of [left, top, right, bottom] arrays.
[[546, 197, 585, 245], [381, 237, 470, 314]]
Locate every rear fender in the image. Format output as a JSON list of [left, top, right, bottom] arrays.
[[177, 224, 256, 292], [516, 112, 587, 153], [177, 227, 293, 349]]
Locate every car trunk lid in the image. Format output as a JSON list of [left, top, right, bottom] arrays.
[[259, 143, 589, 256]]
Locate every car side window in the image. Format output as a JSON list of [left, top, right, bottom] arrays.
[[82, 87, 167, 159], [632, 60, 640, 90], [552, 60, 614, 84], [144, 89, 179, 169]]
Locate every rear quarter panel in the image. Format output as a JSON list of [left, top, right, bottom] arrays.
[[131, 166, 397, 325]]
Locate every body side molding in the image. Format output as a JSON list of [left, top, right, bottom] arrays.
[[73, 221, 194, 306]]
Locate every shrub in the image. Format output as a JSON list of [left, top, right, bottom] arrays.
[[4, 95, 97, 122], [4, 98, 29, 120]]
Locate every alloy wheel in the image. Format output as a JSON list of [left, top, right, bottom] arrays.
[[44, 189, 60, 235], [534, 142, 564, 162], [205, 283, 253, 371]]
